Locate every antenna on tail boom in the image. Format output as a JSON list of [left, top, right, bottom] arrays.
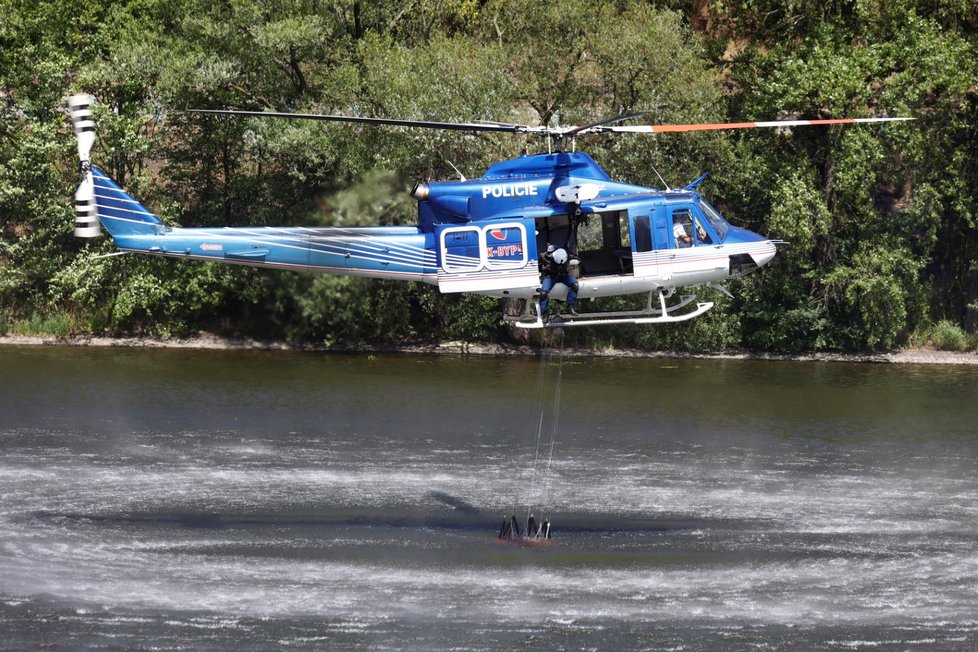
[[69, 94, 100, 238]]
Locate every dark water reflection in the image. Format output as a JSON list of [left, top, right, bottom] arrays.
[[2, 345, 978, 649]]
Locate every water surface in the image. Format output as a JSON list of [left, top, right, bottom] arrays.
[[2, 345, 978, 649]]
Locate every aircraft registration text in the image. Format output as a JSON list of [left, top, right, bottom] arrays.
[[486, 244, 523, 258]]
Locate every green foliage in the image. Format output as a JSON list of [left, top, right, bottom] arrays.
[[766, 173, 832, 265], [2, 0, 978, 352], [823, 243, 925, 349], [319, 168, 416, 227], [742, 301, 833, 353], [928, 319, 969, 351], [10, 312, 73, 337]]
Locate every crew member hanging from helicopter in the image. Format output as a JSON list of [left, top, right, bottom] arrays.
[[538, 244, 579, 319]]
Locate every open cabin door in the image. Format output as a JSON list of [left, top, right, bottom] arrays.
[[574, 210, 635, 278], [435, 220, 537, 294]]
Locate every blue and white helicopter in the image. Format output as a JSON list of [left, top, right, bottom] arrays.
[[70, 94, 910, 328]]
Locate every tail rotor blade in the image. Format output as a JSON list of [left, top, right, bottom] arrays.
[[74, 171, 100, 238], [68, 94, 96, 162], [68, 94, 101, 238]]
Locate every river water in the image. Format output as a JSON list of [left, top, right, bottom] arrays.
[[2, 345, 978, 649]]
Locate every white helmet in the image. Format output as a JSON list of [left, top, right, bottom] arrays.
[[552, 248, 568, 264]]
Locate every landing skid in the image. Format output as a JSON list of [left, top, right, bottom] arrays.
[[504, 290, 715, 329]]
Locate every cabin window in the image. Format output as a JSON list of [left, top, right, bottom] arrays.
[[634, 215, 652, 252], [576, 211, 628, 251], [576, 214, 604, 251], [619, 216, 631, 249], [440, 226, 482, 272], [535, 214, 572, 254], [484, 224, 528, 271]]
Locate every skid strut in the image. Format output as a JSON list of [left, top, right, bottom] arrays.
[[504, 288, 715, 329]]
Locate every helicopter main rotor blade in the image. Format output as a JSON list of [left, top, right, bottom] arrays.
[[563, 111, 655, 137], [597, 116, 915, 134], [187, 109, 914, 140], [187, 109, 535, 134]]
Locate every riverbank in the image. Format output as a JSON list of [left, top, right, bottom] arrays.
[[2, 333, 977, 365]]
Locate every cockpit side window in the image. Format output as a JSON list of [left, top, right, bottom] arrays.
[[693, 215, 713, 245], [672, 209, 694, 248], [673, 207, 718, 247], [697, 199, 730, 243]]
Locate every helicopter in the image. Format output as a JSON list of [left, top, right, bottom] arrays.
[[69, 94, 912, 328]]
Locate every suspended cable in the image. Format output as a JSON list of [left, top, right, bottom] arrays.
[[500, 330, 565, 541], [510, 342, 552, 518], [540, 331, 565, 522]]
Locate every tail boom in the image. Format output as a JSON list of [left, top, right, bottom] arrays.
[[111, 225, 438, 283], [69, 95, 435, 283]]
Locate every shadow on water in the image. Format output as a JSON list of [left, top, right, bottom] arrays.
[[28, 509, 858, 571], [425, 490, 482, 515], [29, 508, 769, 537]]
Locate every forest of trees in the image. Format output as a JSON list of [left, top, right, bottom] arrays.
[[1, 0, 977, 352]]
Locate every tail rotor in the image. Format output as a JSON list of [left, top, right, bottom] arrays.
[[68, 93, 100, 238]]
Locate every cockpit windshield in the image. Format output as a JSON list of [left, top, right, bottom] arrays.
[[698, 200, 730, 243]]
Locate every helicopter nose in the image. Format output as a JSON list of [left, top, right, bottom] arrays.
[[724, 224, 766, 245], [752, 241, 777, 268], [724, 226, 777, 275]]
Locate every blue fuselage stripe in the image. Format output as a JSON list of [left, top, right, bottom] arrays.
[[115, 227, 438, 277]]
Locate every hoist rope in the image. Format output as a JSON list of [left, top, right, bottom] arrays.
[[515, 330, 565, 529], [511, 340, 552, 517], [540, 331, 565, 521]]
